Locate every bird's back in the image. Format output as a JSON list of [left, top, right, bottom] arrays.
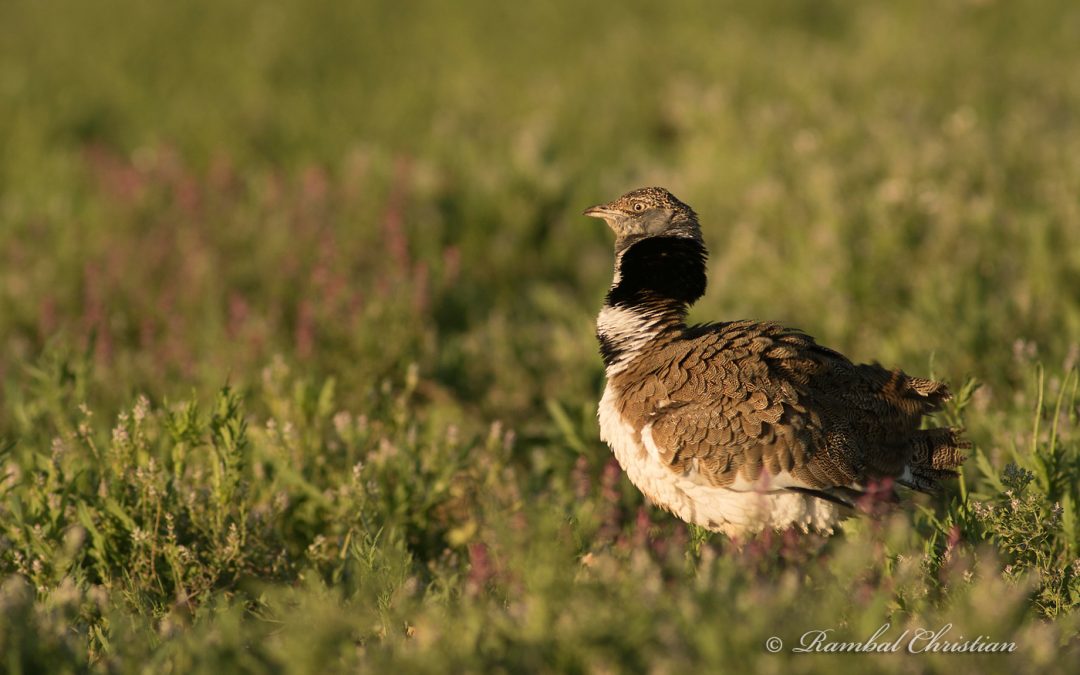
[[609, 320, 964, 493]]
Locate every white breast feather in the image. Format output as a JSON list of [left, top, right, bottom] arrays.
[[596, 305, 666, 374]]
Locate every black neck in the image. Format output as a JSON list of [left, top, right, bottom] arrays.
[[597, 236, 707, 368], [605, 235, 707, 314]]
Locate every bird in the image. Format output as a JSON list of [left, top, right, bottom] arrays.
[[583, 186, 968, 538]]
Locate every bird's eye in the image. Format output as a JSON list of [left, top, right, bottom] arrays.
[[632, 202, 646, 212]]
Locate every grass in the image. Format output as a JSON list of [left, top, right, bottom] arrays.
[[1, 0, 1080, 671]]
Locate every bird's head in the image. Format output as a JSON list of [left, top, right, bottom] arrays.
[[583, 187, 700, 249]]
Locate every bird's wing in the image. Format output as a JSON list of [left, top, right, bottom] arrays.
[[617, 321, 965, 493]]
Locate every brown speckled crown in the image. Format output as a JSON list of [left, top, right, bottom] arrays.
[[601, 187, 697, 220]]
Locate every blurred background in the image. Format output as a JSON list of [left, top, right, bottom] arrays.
[[3, 0, 1079, 422], [1, 1, 1080, 669], [2, 0, 1079, 428]]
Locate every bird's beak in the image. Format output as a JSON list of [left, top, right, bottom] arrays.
[[583, 204, 616, 219]]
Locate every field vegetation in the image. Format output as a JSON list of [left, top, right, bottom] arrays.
[[1, 0, 1079, 671]]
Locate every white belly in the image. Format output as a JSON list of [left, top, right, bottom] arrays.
[[597, 382, 846, 537]]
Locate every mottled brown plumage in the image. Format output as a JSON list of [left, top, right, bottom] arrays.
[[585, 187, 968, 535], [611, 320, 963, 491]]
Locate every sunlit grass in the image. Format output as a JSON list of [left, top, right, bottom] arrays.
[[1, 0, 1079, 671]]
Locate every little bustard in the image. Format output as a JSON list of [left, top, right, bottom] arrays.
[[585, 187, 967, 537]]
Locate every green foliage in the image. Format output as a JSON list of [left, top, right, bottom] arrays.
[[965, 368, 1080, 619], [2, 0, 1080, 671]]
